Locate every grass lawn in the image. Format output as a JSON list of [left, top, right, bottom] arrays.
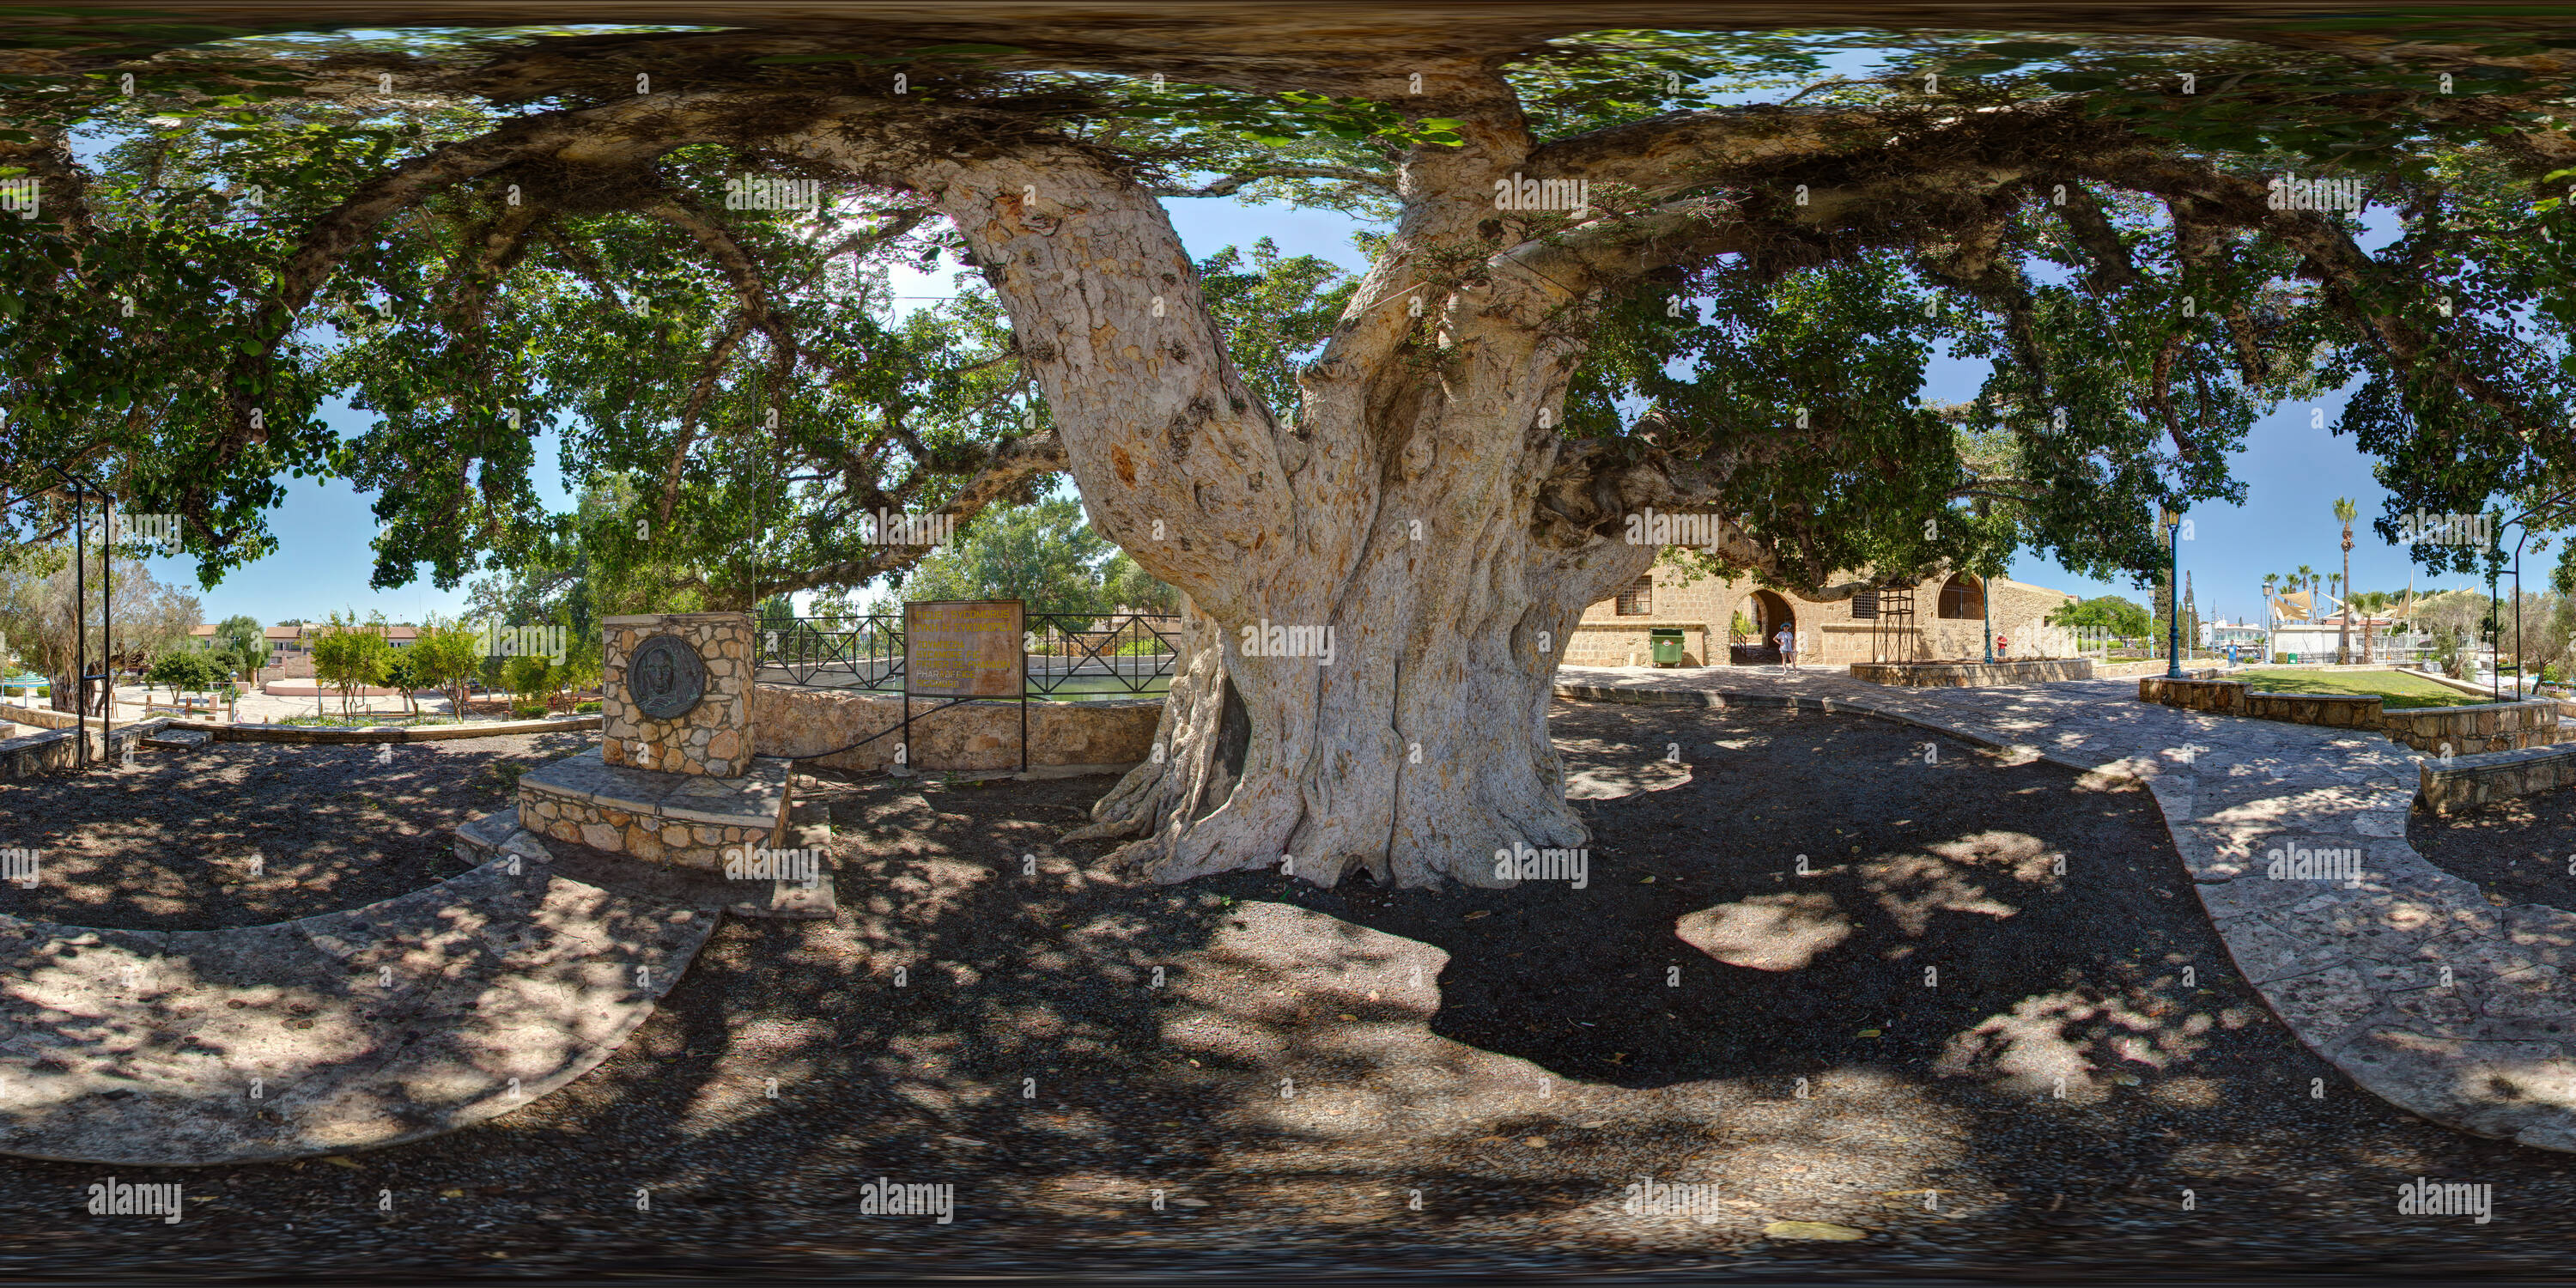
[[2233, 667, 2491, 709]]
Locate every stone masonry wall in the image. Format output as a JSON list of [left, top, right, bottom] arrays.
[[1577, 562, 2080, 668], [755, 683, 1161, 774], [2378, 697, 2560, 754], [603, 612, 754, 778], [2136, 677, 2247, 714], [2421, 744, 2576, 815], [1566, 623, 1711, 668]]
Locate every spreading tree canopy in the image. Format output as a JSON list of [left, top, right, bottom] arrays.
[[7, 4, 2576, 884]]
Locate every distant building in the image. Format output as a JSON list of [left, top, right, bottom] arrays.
[[2202, 619, 2267, 651], [2258, 593, 2409, 662], [189, 623, 421, 654], [1574, 564, 2080, 667]]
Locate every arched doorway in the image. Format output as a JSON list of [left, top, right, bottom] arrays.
[[1729, 590, 1795, 665], [1938, 574, 1984, 619]]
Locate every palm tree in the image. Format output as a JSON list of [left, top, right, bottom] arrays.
[[2295, 564, 2317, 623], [2333, 497, 2358, 663], [2263, 572, 2280, 624]]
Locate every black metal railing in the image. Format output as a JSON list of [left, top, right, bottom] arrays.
[[756, 612, 1180, 696]]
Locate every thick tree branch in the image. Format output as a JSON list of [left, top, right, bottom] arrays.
[[756, 427, 1070, 597], [2088, 152, 2548, 439], [0, 131, 94, 254], [444, 200, 549, 334], [1527, 104, 1908, 195], [645, 196, 800, 527], [2050, 178, 2140, 291], [1532, 433, 1879, 603]]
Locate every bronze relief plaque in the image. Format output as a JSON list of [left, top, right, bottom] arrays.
[[628, 634, 708, 720]]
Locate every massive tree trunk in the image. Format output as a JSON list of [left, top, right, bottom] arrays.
[[1074, 487, 1654, 890], [777, 87, 1660, 888]]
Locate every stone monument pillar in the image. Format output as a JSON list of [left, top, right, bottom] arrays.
[[600, 612, 754, 776], [515, 611, 790, 872]]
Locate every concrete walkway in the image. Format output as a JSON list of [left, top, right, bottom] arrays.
[[1558, 664, 2576, 1154], [0, 837, 716, 1165]]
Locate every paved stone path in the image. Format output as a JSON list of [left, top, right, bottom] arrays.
[[0, 835, 715, 1165], [1558, 665, 2576, 1153]]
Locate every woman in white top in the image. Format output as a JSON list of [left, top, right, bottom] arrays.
[[1774, 624, 1797, 671]]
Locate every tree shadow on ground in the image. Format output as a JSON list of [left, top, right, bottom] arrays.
[[292, 703, 2541, 1273], [7, 706, 2567, 1274], [0, 731, 592, 930]]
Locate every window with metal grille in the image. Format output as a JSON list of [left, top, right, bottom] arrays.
[[1850, 589, 1878, 619], [1614, 576, 1653, 616]]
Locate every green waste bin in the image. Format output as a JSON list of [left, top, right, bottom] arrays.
[[1649, 628, 1686, 667]]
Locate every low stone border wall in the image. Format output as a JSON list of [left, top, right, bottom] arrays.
[[259, 680, 414, 697], [0, 710, 175, 777], [1849, 658, 2095, 688], [2136, 677, 2245, 714], [753, 682, 1159, 774], [2095, 659, 2187, 678], [179, 714, 601, 744], [2138, 678, 2560, 754], [2421, 743, 2576, 815], [2379, 698, 2559, 755], [2244, 691, 2381, 728], [0, 727, 78, 778], [0, 702, 79, 731]]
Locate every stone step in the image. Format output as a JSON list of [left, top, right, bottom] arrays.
[[516, 748, 790, 871], [453, 809, 836, 920], [137, 728, 212, 752]]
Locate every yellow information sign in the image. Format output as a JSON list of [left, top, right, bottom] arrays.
[[904, 600, 1025, 697]]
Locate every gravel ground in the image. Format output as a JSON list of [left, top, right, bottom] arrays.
[[2409, 791, 2576, 914], [0, 732, 592, 930], [0, 702, 2567, 1279]]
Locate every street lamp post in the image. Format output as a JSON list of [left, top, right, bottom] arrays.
[[2160, 504, 2184, 679], [2514, 524, 2528, 696], [1982, 570, 1994, 665], [41, 463, 94, 769]]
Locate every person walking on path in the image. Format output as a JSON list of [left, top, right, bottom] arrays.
[[1775, 623, 1798, 672]]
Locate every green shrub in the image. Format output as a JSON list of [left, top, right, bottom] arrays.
[[410, 617, 484, 718], [511, 699, 550, 720], [310, 609, 392, 716], [575, 700, 602, 713], [145, 650, 229, 698]]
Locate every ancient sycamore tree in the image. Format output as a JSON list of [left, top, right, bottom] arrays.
[[6, 7, 2576, 886]]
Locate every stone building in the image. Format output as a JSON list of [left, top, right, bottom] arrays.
[[1571, 562, 2081, 668]]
